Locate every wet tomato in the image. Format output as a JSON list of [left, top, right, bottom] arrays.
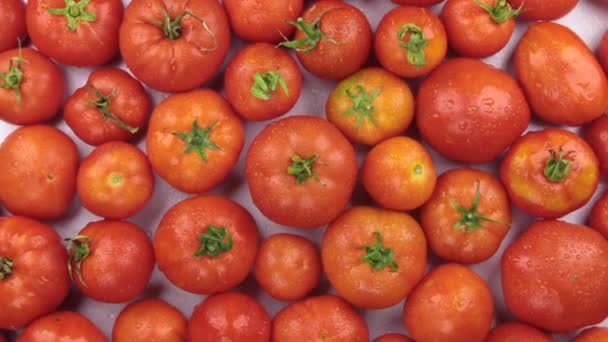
[[574, 327, 608, 342], [584, 114, 608, 178], [374, 334, 413, 342], [113, 298, 187, 342], [507, 0, 578, 20], [17, 311, 106, 342], [485, 322, 554, 342], [588, 191, 608, 239], [0, 0, 26, 53]]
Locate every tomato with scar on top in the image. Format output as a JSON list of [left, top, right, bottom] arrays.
[[0, 0, 26, 53], [507, 0, 578, 20], [485, 322, 554, 342], [113, 298, 187, 342], [16, 311, 107, 342]]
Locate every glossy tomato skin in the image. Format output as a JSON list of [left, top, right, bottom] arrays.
[[64, 68, 151, 146], [515, 22, 608, 126], [146, 89, 244, 194], [600, 31, 608, 73], [26, 0, 122, 66], [0, 48, 64, 125], [224, 43, 302, 121], [403, 264, 494, 342], [588, 191, 608, 239], [584, 114, 608, 178], [502, 220, 608, 332], [485, 322, 554, 342], [113, 298, 187, 342], [507, 0, 578, 20], [189, 292, 271, 342], [0, 125, 78, 220], [417, 58, 530, 163], [374, 334, 413, 342], [574, 327, 608, 342], [154, 195, 259, 294], [120, 0, 230, 92], [0, 0, 26, 52], [272, 295, 369, 342], [245, 115, 357, 228], [0, 216, 70, 330], [16, 311, 107, 342], [500, 128, 599, 219]]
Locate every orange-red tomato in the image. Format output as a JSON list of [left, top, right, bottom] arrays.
[[588, 191, 608, 239], [573, 327, 608, 342], [585, 114, 608, 178], [485, 322, 554, 341], [374, 334, 413, 342], [0, 0, 26, 53], [113, 298, 187, 342], [507, 0, 578, 20], [16, 311, 107, 342], [600, 31, 608, 73]]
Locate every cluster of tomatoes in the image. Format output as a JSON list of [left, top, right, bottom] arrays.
[[1, 0, 608, 340]]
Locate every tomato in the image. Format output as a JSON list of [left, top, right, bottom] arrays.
[[392, 0, 444, 5], [113, 298, 187, 342], [514, 22, 608, 126], [502, 220, 608, 332], [17, 311, 106, 342], [485, 322, 554, 342], [223, 0, 303, 43], [403, 263, 494, 342], [0, 125, 78, 220], [26, 0, 122, 66], [146, 89, 244, 194], [77, 142, 154, 219], [64, 68, 151, 146], [0, 0, 26, 53], [254, 233, 322, 301], [588, 191, 608, 239], [326, 67, 415, 146], [500, 128, 599, 219], [272, 295, 369, 341], [416, 58, 530, 163], [585, 114, 608, 178], [373, 334, 413, 342], [375, 6, 447, 78], [245, 115, 357, 228], [0, 216, 70, 330], [189, 292, 271, 342], [120, 0, 230, 93], [279, 0, 372, 80], [154, 195, 259, 294], [600, 31, 608, 73], [362, 136, 436, 211], [441, 0, 520, 58], [0, 48, 64, 125], [507, 0, 578, 20], [224, 43, 302, 121], [574, 327, 608, 342], [420, 167, 511, 264]]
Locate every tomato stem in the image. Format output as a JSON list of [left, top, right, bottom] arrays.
[[359, 232, 398, 272], [544, 147, 574, 182], [473, 0, 522, 24], [153, 10, 217, 52], [278, 7, 341, 53], [287, 154, 325, 185], [172, 121, 222, 163], [341, 85, 382, 127], [450, 180, 508, 234], [397, 23, 428, 69], [194, 225, 233, 257], [66, 235, 93, 288], [85, 86, 139, 134], [0, 257, 13, 280], [251, 71, 289, 101], [0, 42, 27, 104], [46, 0, 97, 32]]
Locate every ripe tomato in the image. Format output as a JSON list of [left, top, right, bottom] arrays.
[[254, 233, 322, 301], [224, 43, 302, 121], [245, 115, 357, 228], [485, 322, 554, 342], [507, 0, 578, 20], [588, 191, 608, 239], [279, 0, 372, 80], [375, 6, 447, 78], [600, 31, 608, 73], [403, 263, 494, 342], [223, 0, 303, 43], [154, 195, 259, 294], [362, 136, 436, 211], [374, 334, 413, 342], [113, 298, 187, 342], [416, 58, 530, 163], [0, 216, 70, 330], [77, 142, 154, 219], [189, 292, 271, 342], [0, 0, 26, 53], [0, 125, 78, 220], [64, 68, 151, 146], [502, 220, 608, 332], [420, 167, 511, 264], [272, 295, 369, 341], [16, 311, 106, 342], [0, 48, 64, 125], [514, 22, 608, 126], [146, 89, 244, 194], [326, 67, 414, 146], [120, 0, 230, 92], [26, 0, 122, 66], [574, 327, 608, 342], [584, 114, 608, 178], [500, 128, 599, 219]]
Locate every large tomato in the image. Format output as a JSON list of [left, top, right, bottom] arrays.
[[588, 191, 608, 239], [113, 299, 187, 342], [17, 311, 106, 342], [584, 114, 608, 178], [507, 0, 578, 20], [0, 0, 26, 53], [485, 322, 554, 342]]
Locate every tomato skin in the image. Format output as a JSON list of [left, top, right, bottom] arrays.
[[0, 0, 26, 53], [403, 263, 494, 342], [0, 48, 64, 125], [245, 115, 357, 228], [17, 311, 107, 342], [588, 191, 608, 239], [500, 128, 599, 219], [485, 322, 554, 342], [120, 0, 230, 92], [113, 298, 187, 342], [224, 43, 302, 121], [0, 125, 78, 220], [374, 334, 413, 342], [392, 0, 444, 5], [189, 292, 271, 342], [600, 31, 608, 73], [584, 114, 608, 178], [507, 0, 578, 20], [0, 216, 70, 330], [26, 0, 122, 66], [573, 327, 608, 342], [154, 195, 259, 294], [514, 22, 608, 126]]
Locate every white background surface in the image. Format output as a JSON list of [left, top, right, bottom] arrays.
[[3, 0, 608, 340]]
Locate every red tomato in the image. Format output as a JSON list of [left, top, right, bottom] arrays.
[[224, 43, 302, 121], [588, 191, 608, 239], [154, 195, 259, 294], [374, 334, 413, 342], [584, 114, 608, 178], [17, 311, 106, 342], [0, 216, 70, 330], [0, 48, 64, 125], [26, 0, 122, 66], [507, 0, 578, 20], [113, 298, 187, 342], [189, 292, 271, 342], [600, 31, 608, 73], [574, 327, 608, 342], [0, 0, 26, 52], [120, 0, 231, 92], [485, 322, 554, 341], [245, 115, 357, 228]]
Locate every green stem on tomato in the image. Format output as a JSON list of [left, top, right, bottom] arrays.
[[359, 232, 398, 272], [85, 86, 139, 134], [287, 154, 325, 185], [66, 235, 93, 287], [251, 71, 289, 101], [450, 180, 509, 234], [278, 7, 341, 53], [544, 147, 574, 182], [46, 0, 97, 31], [473, 0, 522, 24], [194, 225, 233, 257], [150, 10, 217, 51], [172, 121, 222, 163], [340, 85, 382, 127], [0, 257, 14, 280], [397, 23, 428, 69], [0, 42, 27, 104]]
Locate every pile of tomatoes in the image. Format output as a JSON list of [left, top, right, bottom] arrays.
[[1, 0, 608, 340]]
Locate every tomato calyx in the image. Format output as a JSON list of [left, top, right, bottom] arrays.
[[544, 147, 575, 182], [86, 86, 139, 134], [397, 24, 428, 69], [0, 44, 27, 104], [0, 257, 14, 280], [473, 0, 522, 24], [46, 0, 97, 32], [450, 181, 508, 234], [359, 231, 398, 272], [194, 225, 233, 257], [287, 154, 325, 185], [66, 235, 93, 287], [341, 85, 382, 127], [279, 8, 341, 53], [251, 71, 289, 101], [151, 11, 217, 52], [172, 121, 222, 163]]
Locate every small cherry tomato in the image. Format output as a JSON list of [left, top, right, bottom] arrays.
[[584, 114, 608, 178], [224, 43, 302, 121], [374, 334, 413, 342], [326, 67, 415, 146], [507, 0, 578, 20], [500, 128, 599, 219], [588, 191, 608, 239], [16, 311, 107, 342], [113, 298, 187, 342], [600, 31, 608, 73], [485, 322, 554, 342], [0, 0, 26, 53], [574, 327, 608, 342]]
